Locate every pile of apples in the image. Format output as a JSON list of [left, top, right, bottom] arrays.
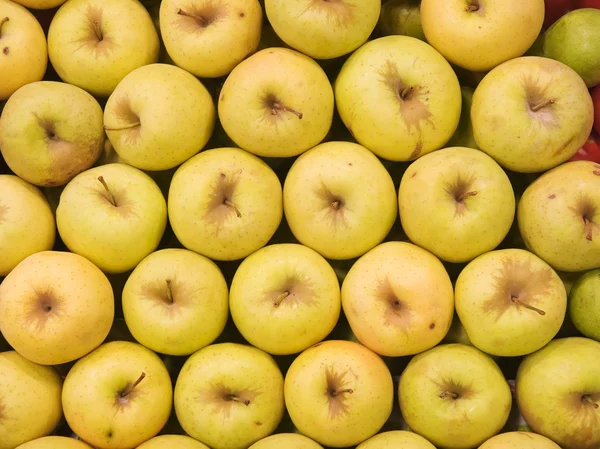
[[1, 0, 600, 448]]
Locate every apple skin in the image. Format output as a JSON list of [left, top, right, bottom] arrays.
[[248, 433, 324, 449], [14, 436, 94, 449], [356, 430, 436, 449], [10, 0, 65, 9], [446, 86, 478, 149], [568, 268, 600, 340], [569, 132, 600, 163], [137, 435, 210, 449], [593, 85, 600, 134], [478, 431, 562, 449], [378, 0, 426, 41]]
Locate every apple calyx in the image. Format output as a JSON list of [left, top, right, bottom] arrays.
[[530, 98, 556, 112], [223, 199, 242, 218], [273, 291, 289, 307], [97, 176, 117, 207], [92, 19, 103, 41], [103, 122, 141, 132], [0, 17, 9, 39], [582, 394, 599, 409], [165, 279, 174, 304], [510, 295, 546, 316], [119, 372, 146, 399], [224, 393, 251, 406]]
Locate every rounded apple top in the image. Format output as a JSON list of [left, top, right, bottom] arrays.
[[477, 431, 561, 449], [356, 430, 436, 449], [14, 436, 95, 449], [568, 268, 600, 341], [137, 434, 210, 449], [248, 433, 324, 449]]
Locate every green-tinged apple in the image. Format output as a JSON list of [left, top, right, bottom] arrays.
[[265, 0, 380, 60], [174, 343, 285, 449], [122, 248, 229, 356], [378, 0, 426, 41], [56, 163, 167, 273], [478, 431, 561, 449], [11, 0, 65, 8], [47, 0, 159, 97], [399, 147, 515, 263], [160, 0, 262, 78], [168, 147, 282, 261], [341, 241, 454, 357], [516, 337, 600, 449], [471, 56, 594, 173], [518, 160, 600, 271], [443, 314, 473, 346], [447, 86, 478, 149], [63, 341, 173, 449], [218, 47, 334, 158], [357, 430, 436, 449], [420, 0, 544, 72], [0, 175, 55, 276], [16, 437, 94, 449], [0, 0, 47, 100], [283, 141, 397, 260], [137, 435, 209, 449], [103, 63, 215, 171], [248, 433, 323, 449], [0, 251, 114, 365], [335, 35, 461, 161], [230, 243, 341, 355], [455, 248, 567, 356], [569, 269, 600, 340], [0, 81, 105, 186], [0, 351, 62, 449], [284, 340, 394, 448], [399, 344, 512, 449]]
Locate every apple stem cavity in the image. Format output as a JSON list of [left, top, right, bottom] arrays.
[[165, 279, 174, 304], [223, 199, 242, 218], [103, 122, 141, 132], [97, 176, 117, 207], [0, 17, 8, 39], [531, 98, 556, 112], [582, 395, 599, 408], [273, 291, 290, 307], [92, 19, 103, 41], [510, 296, 546, 316], [272, 101, 303, 119], [120, 372, 146, 398]]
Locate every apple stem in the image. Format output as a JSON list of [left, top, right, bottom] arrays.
[[0, 17, 9, 39], [465, 4, 479, 12], [511, 296, 546, 316], [330, 388, 354, 397], [272, 102, 303, 119], [97, 176, 117, 207], [531, 98, 556, 112], [226, 394, 250, 406], [223, 199, 242, 218], [584, 218, 594, 241], [177, 8, 211, 27], [92, 19, 103, 41], [457, 190, 478, 202], [440, 391, 459, 399], [120, 372, 146, 398], [273, 291, 290, 307], [331, 200, 341, 210], [165, 279, 174, 304], [582, 395, 599, 408], [103, 122, 141, 132], [400, 86, 414, 100]]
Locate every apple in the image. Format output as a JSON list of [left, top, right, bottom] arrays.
[[0, 351, 62, 449], [0, 175, 55, 276], [174, 343, 285, 449], [442, 314, 473, 346], [0, 251, 114, 365], [284, 340, 394, 448], [137, 435, 210, 449], [230, 243, 341, 355], [544, 0, 574, 30], [122, 248, 229, 356], [478, 432, 561, 449], [11, 0, 65, 9], [283, 141, 397, 260], [420, 0, 544, 72], [0, 0, 47, 100], [62, 340, 173, 449], [399, 146, 515, 263], [378, 0, 426, 41], [471, 56, 594, 173], [0, 81, 105, 186], [159, 0, 262, 78], [15, 437, 94, 449], [248, 433, 323, 449], [334, 35, 461, 161], [518, 160, 600, 272], [103, 63, 216, 171], [356, 430, 436, 449], [446, 86, 478, 149], [218, 47, 334, 158], [516, 337, 600, 449], [56, 163, 167, 274], [592, 85, 600, 134], [265, 0, 380, 60], [568, 268, 600, 340], [47, 0, 159, 97], [168, 147, 282, 261], [569, 132, 600, 163]]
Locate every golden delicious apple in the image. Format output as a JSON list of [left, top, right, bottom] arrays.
[[399, 146, 515, 263], [248, 433, 323, 449], [47, 0, 159, 97], [230, 243, 341, 355], [0, 81, 105, 186], [0, 175, 55, 276], [478, 431, 561, 449], [0, 0, 47, 100], [335, 35, 461, 161], [15, 437, 94, 449], [265, 0, 380, 60], [284, 340, 394, 448], [399, 344, 512, 449], [518, 160, 600, 271], [471, 57, 594, 173], [283, 141, 397, 260], [218, 47, 334, 158], [168, 147, 282, 261], [174, 343, 285, 449], [122, 248, 229, 356], [160, 0, 262, 78], [420, 0, 544, 72], [357, 430, 436, 449], [341, 241, 454, 357], [0, 251, 114, 365], [516, 337, 600, 449], [10, 0, 65, 8], [0, 351, 62, 449], [56, 163, 167, 274], [569, 269, 600, 341], [136, 434, 209, 449]]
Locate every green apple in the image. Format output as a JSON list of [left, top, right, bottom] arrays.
[[335, 35, 461, 161], [248, 433, 323, 449], [357, 430, 436, 449], [160, 0, 262, 78], [174, 343, 285, 449], [0, 351, 62, 449], [137, 435, 210, 449], [471, 56, 594, 173], [218, 47, 334, 158], [265, 0, 380, 60], [0, 251, 114, 365], [56, 163, 167, 274], [122, 248, 229, 356], [0, 81, 105, 186], [230, 243, 341, 355], [47, 0, 159, 97], [341, 241, 454, 357], [518, 160, 600, 272], [516, 337, 600, 449], [478, 431, 561, 449], [103, 63, 215, 171], [399, 343, 512, 449], [447, 86, 478, 149], [378, 0, 425, 41], [399, 147, 515, 263], [283, 141, 397, 260], [420, 0, 544, 72], [443, 314, 472, 346], [284, 340, 394, 448], [0, 175, 55, 276], [568, 269, 600, 341]]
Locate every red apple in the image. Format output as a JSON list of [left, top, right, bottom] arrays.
[[573, 0, 600, 8], [569, 131, 600, 163], [593, 85, 600, 134], [544, 0, 574, 29]]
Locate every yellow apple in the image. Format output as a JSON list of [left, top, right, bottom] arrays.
[[248, 433, 323, 449], [0, 251, 114, 365], [478, 431, 561, 449], [10, 0, 65, 8], [15, 437, 94, 449], [357, 431, 436, 449], [137, 435, 209, 449]]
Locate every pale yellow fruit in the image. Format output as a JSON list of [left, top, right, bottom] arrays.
[[16, 436, 93, 449], [137, 435, 210, 449], [248, 434, 323, 449], [357, 431, 436, 449], [11, 0, 66, 9], [478, 431, 561, 449]]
